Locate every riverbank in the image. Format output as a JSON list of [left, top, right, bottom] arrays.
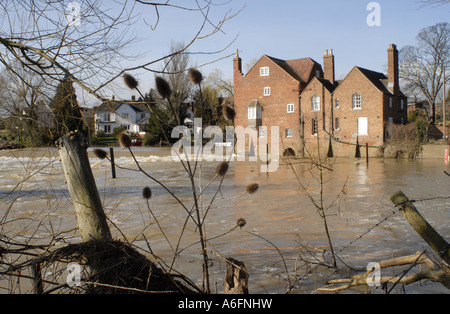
[[0, 140, 25, 150]]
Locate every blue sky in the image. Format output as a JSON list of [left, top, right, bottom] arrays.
[[95, 0, 450, 102], [204, 0, 449, 79]]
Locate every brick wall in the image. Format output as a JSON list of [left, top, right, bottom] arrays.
[[234, 55, 302, 155], [300, 78, 333, 157], [332, 67, 385, 150]]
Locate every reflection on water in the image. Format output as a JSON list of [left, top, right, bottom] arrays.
[[0, 147, 449, 294]]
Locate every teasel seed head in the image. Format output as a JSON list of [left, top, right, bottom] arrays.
[[123, 73, 139, 90], [118, 131, 132, 148], [155, 76, 172, 99], [216, 161, 229, 177], [223, 104, 236, 121], [246, 183, 259, 195], [236, 218, 246, 228], [142, 186, 152, 200], [189, 68, 203, 85], [93, 148, 108, 160]]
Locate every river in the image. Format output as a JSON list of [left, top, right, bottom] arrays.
[[0, 147, 449, 294]]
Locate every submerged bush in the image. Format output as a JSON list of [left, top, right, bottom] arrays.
[[384, 123, 421, 159]]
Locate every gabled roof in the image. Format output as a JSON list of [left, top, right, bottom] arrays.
[[334, 66, 395, 96], [97, 102, 150, 113], [97, 102, 119, 112], [356, 67, 391, 95], [317, 77, 338, 93], [302, 76, 338, 94], [263, 55, 322, 84]]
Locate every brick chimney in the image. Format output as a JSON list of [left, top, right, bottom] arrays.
[[388, 44, 399, 95], [234, 49, 243, 77], [323, 49, 335, 84]]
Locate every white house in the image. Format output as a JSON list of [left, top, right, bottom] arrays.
[[95, 97, 151, 135]]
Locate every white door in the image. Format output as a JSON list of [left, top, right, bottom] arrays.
[[358, 117, 368, 135]]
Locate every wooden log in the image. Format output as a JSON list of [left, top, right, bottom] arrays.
[[224, 258, 249, 294], [57, 131, 112, 242], [391, 191, 450, 265]]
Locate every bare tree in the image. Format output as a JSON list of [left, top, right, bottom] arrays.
[[0, 1, 241, 103], [0, 0, 243, 294], [419, 0, 450, 5], [399, 22, 450, 123], [206, 69, 234, 97]]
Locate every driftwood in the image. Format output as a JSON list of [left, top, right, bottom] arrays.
[[224, 258, 249, 294], [319, 251, 450, 293], [318, 191, 450, 293]]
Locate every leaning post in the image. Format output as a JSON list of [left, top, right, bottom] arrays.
[[391, 191, 450, 265], [57, 131, 112, 242]]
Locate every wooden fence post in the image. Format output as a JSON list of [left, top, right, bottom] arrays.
[[31, 262, 43, 294], [366, 143, 369, 166], [57, 131, 112, 242], [391, 191, 450, 264], [110, 147, 116, 179], [355, 136, 361, 158]]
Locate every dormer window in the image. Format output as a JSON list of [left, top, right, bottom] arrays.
[[260, 67, 269, 76]]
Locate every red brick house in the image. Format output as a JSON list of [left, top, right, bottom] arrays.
[[233, 44, 408, 157], [233, 53, 323, 156]]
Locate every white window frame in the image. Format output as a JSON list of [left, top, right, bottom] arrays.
[[248, 106, 262, 120], [264, 87, 271, 96], [287, 104, 295, 113], [259, 128, 265, 138], [312, 96, 320, 112], [260, 67, 269, 76], [248, 106, 256, 119], [352, 94, 362, 110], [335, 98, 339, 109]]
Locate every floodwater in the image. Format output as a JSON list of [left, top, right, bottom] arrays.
[[0, 147, 449, 294]]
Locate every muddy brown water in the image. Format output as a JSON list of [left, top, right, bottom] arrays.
[[1, 147, 449, 294]]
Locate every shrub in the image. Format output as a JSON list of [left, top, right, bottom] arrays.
[[384, 123, 421, 158]]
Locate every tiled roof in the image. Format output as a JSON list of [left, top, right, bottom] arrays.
[[265, 55, 321, 83], [286, 58, 321, 83]]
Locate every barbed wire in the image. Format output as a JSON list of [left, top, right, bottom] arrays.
[[336, 209, 400, 256], [336, 194, 450, 257]]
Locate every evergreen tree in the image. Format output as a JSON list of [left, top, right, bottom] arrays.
[[50, 75, 84, 138]]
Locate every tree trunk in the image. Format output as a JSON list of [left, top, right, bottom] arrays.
[[223, 258, 249, 294], [57, 131, 112, 242]]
